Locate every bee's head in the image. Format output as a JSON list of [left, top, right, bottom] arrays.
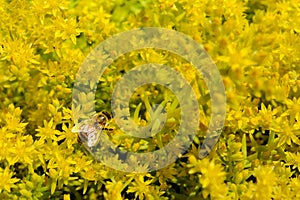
[[100, 111, 112, 120], [95, 111, 111, 126]]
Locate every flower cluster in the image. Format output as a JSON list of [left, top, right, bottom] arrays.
[[0, 0, 299, 199]]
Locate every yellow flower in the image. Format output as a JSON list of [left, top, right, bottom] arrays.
[[35, 118, 61, 141], [3, 104, 28, 133], [127, 175, 154, 200], [286, 152, 300, 170], [9, 136, 35, 165], [276, 119, 300, 146], [188, 156, 228, 199], [284, 97, 300, 122], [253, 165, 277, 200], [257, 103, 278, 131], [0, 167, 19, 193], [156, 163, 177, 186], [104, 181, 124, 200]]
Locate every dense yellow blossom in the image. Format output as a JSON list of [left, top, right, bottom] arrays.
[[0, 0, 299, 199]]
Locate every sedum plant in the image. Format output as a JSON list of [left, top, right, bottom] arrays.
[[0, 0, 300, 199]]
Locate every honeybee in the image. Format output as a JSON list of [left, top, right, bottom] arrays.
[[72, 111, 112, 147]]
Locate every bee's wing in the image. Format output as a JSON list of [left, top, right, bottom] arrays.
[[94, 126, 104, 139], [87, 127, 103, 147]]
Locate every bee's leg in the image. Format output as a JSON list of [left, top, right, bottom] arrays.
[[78, 132, 88, 143], [103, 127, 114, 131]]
